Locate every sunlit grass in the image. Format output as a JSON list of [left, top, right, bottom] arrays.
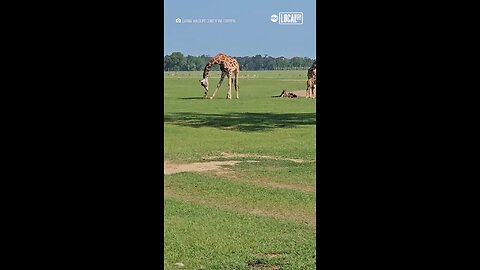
[[164, 70, 316, 269]]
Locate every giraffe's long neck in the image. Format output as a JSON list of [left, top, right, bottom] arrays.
[[202, 59, 218, 79]]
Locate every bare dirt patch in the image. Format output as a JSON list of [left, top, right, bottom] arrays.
[[165, 153, 315, 192], [164, 160, 258, 175], [291, 90, 308, 97], [248, 259, 281, 269], [165, 152, 310, 175]]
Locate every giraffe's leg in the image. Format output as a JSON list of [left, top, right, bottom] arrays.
[[235, 73, 239, 99], [306, 81, 310, 99], [210, 72, 226, 99], [227, 74, 232, 99]]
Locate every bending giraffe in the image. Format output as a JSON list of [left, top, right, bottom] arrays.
[[199, 53, 240, 99], [306, 62, 316, 98]]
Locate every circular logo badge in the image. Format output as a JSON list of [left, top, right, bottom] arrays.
[[271, 14, 278, 23]]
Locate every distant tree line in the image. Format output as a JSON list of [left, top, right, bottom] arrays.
[[164, 52, 315, 71]]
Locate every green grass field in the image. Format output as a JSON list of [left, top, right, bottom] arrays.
[[164, 70, 316, 269]]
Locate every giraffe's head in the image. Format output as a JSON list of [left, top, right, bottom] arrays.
[[199, 78, 209, 91]]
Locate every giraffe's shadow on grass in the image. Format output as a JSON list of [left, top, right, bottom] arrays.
[[164, 112, 316, 132]]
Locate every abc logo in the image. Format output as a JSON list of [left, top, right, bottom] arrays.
[[271, 14, 278, 23]]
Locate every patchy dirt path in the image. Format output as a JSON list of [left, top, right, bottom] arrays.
[[164, 153, 317, 228], [165, 152, 312, 175], [203, 152, 308, 163], [164, 160, 258, 175], [164, 192, 316, 228]]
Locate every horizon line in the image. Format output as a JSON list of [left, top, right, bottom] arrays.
[[164, 53, 316, 59]]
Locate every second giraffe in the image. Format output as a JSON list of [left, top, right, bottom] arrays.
[[199, 53, 240, 99], [306, 62, 316, 99]]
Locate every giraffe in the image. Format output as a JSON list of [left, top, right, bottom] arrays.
[[306, 62, 316, 98], [199, 53, 240, 99]]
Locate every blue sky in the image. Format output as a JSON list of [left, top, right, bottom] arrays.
[[164, 0, 316, 58]]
